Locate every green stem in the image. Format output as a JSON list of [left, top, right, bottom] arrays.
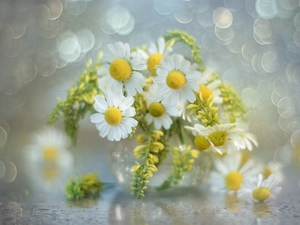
[[177, 118, 186, 146]]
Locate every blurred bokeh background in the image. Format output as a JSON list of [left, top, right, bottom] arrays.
[[0, 0, 300, 215]]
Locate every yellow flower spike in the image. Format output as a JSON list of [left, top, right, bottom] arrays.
[[136, 134, 147, 144], [149, 164, 158, 172], [202, 119, 209, 124], [185, 165, 192, 171], [133, 145, 148, 153], [186, 104, 198, 109], [189, 108, 198, 115], [85, 58, 92, 68], [131, 165, 141, 172], [190, 149, 200, 158], [150, 142, 164, 153]]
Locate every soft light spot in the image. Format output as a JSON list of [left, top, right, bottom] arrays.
[[109, 58, 132, 82], [252, 187, 270, 202], [209, 130, 227, 146], [147, 53, 164, 75], [149, 102, 165, 118], [213, 7, 233, 29], [166, 70, 186, 89], [194, 135, 210, 151], [105, 107, 122, 126], [225, 171, 243, 190]]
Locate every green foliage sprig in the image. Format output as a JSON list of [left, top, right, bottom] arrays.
[[65, 173, 103, 200], [187, 95, 219, 127], [48, 55, 103, 145], [219, 83, 247, 123], [157, 145, 199, 190], [164, 30, 204, 71], [131, 130, 166, 199]]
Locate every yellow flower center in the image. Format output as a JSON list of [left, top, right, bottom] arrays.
[[200, 85, 213, 105], [149, 102, 165, 118], [209, 130, 227, 146], [147, 53, 164, 75], [263, 168, 272, 179], [109, 58, 132, 81], [166, 70, 186, 89], [44, 147, 59, 161], [225, 171, 243, 190], [105, 107, 122, 126], [252, 187, 270, 202], [194, 135, 211, 151]]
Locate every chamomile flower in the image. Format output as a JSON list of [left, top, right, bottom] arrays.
[[97, 42, 146, 96], [90, 92, 138, 141], [259, 161, 283, 182], [196, 68, 223, 105], [238, 174, 282, 202], [154, 54, 200, 104], [208, 152, 258, 193], [26, 127, 73, 167], [185, 123, 258, 154], [139, 37, 172, 75], [144, 95, 179, 130], [25, 127, 74, 186]]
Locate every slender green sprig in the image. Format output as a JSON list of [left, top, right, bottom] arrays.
[[157, 145, 199, 190], [48, 55, 103, 145], [131, 130, 166, 199], [164, 30, 204, 71], [187, 94, 219, 127], [65, 173, 103, 200], [219, 83, 247, 123], [132, 92, 149, 132]]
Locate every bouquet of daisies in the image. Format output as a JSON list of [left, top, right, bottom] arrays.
[[49, 30, 282, 200]]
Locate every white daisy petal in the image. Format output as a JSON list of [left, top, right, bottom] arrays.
[[94, 95, 108, 112], [122, 107, 136, 117], [157, 37, 165, 54], [90, 113, 104, 123]]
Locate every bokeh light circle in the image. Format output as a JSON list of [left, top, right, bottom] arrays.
[[290, 130, 300, 150]]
